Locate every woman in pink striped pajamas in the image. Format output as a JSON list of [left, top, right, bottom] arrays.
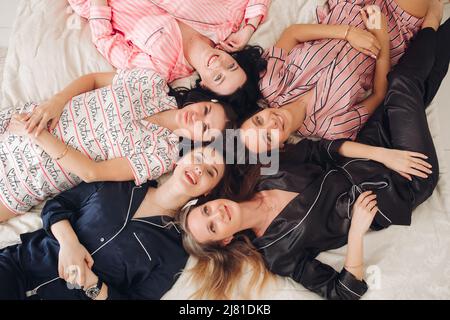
[[0, 69, 236, 223], [68, 0, 271, 115], [239, 0, 432, 154]]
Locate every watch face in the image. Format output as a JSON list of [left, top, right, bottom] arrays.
[[85, 286, 100, 299]]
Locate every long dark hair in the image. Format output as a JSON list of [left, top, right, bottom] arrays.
[[168, 86, 238, 130], [192, 45, 267, 119]]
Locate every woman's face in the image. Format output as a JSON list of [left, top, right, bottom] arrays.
[[187, 198, 242, 245], [176, 101, 228, 141], [173, 147, 225, 197], [240, 108, 292, 153], [196, 48, 247, 96]]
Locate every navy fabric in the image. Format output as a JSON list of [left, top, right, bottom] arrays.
[[0, 180, 188, 300]]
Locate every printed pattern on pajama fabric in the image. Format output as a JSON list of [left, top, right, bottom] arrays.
[[0, 69, 179, 214]]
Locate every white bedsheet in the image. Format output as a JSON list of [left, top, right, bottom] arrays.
[[0, 0, 449, 299]]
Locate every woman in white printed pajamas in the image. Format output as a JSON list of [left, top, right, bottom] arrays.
[[0, 68, 235, 222]]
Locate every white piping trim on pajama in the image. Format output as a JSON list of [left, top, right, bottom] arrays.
[[327, 140, 335, 160], [338, 279, 362, 298], [26, 277, 60, 298], [26, 185, 143, 297], [377, 208, 392, 223], [131, 218, 180, 234], [258, 169, 338, 250], [133, 233, 152, 262], [91, 185, 142, 256], [342, 158, 370, 168]]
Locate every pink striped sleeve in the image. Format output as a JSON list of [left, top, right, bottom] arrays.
[[126, 139, 178, 185], [88, 5, 170, 78], [244, 0, 271, 24], [67, 0, 90, 19]]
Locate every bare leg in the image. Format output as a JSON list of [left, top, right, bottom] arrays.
[[395, 0, 430, 18], [0, 203, 17, 223]]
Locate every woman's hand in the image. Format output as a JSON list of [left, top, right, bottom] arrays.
[[219, 26, 254, 52], [58, 240, 94, 289], [346, 27, 381, 59], [8, 114, 33, 137], [360, 5, 389, 43], [350, 191, 378, 237], [379, 148, 432, 181], [24, 95, 66, 137]]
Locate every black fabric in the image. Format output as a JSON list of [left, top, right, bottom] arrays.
[[0, 245, 27, 300], [252, 24, 449, 300]]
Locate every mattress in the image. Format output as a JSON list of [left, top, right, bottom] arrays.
[[0, 0, 449, 299]]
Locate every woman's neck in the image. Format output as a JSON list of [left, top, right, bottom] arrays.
[[177, 21, 214, 69], [135, 180, 191, 219], [283, 92, 311, 132], [239, 192, 276, 237], [145, 110, 179, 132]]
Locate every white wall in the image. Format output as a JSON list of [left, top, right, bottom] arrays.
[[0, 0, 20, 47]]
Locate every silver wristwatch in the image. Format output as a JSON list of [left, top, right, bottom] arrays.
[[84, 278, 103, 300]]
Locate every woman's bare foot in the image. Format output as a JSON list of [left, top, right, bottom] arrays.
[[422, 0, 445, 30]]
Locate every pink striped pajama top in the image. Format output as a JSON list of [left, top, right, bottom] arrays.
[[68, 0, 271, 82], [260, 0, 423, 140], [0, 69, 179, 214]]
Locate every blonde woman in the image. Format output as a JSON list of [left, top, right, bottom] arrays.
[[176, 11, 449, 299]]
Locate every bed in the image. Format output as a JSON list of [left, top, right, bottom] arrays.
[[1, 0, 449, 299]]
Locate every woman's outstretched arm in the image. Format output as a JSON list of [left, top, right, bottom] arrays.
[[34, 130, 134, 183], [337, 140, 433, 181], [344, 191, 378, 280], [275, 23, 381, 57], [356, 7, 391, 115], [279, 192, 377, 300], [25, 72, 115, 136], [9, 115, 134, 183]]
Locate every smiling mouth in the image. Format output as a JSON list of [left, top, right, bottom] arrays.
[[184, 111, 194, 125], [224, 205, 231, 221], [185, 170, 197, 185], [207, 54, 219, 68], [275, 113, 285, 131]]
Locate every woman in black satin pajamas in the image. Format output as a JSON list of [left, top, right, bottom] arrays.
[[176, 17, 450, 300]]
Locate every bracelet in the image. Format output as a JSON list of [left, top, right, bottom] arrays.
[[54, 145, 69, 161], [244, 23, 257, 33], [344, 26, 351, 40]]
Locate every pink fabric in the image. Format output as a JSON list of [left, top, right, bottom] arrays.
[[68, 0, 271, 82], [260, 0, 423, 140]]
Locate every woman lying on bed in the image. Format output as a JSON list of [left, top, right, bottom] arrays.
[[0, 68, 236, 222], [236, 0, 440, 152], [68, 0, 271, 116], [0, 145, 226, 300], [175, 12, 450, 300]]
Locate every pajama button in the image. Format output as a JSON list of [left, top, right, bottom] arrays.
[[100, 238, 105, 242]]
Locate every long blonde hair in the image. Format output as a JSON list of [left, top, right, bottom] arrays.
[[175, 204, 272, 299]]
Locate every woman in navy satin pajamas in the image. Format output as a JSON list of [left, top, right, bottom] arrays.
[[0, 145, 226, 299]]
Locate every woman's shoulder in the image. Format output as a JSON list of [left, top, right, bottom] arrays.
[[113, 68, 170, 92]]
